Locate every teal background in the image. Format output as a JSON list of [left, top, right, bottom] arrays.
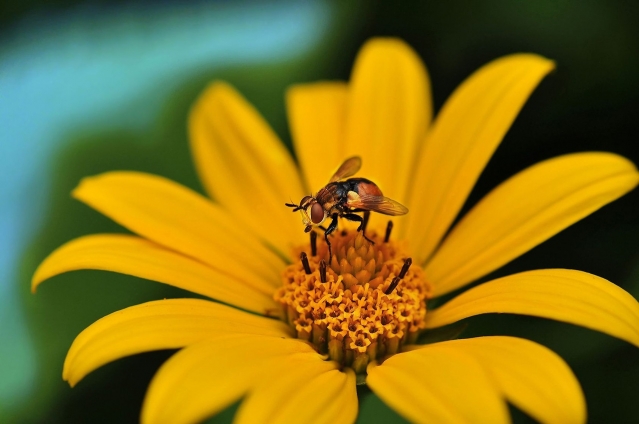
[[2, 1, 639, 422]]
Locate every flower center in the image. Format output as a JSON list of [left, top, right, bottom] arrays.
[[274, 226, 432, 374]]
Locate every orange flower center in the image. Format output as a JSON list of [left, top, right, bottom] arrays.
[[274, 227, 432, 374]]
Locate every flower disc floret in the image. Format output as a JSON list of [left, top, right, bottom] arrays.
[[275, 229, 432, 373]]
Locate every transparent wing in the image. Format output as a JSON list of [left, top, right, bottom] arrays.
[[329, 156, 362, 183], [347, 194, 409, 216]]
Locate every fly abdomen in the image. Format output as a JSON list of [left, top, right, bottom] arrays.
[[348, 178, 383, 197]]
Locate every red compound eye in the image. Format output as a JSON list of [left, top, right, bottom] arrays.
[[310, 203, 325, 224]]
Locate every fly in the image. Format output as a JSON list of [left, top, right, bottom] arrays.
[[286, 156, 408, 262]]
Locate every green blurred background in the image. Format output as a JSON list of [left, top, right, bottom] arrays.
[[2, 1, 639, 422]]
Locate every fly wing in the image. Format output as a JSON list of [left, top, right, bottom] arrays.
[[329, 156, 362, 183], [347, 194, 409, 216]]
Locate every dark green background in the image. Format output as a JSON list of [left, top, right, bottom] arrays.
[[7, 1, 639, 422]]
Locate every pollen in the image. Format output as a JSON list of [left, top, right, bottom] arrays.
[[274, 228, 433, 374]]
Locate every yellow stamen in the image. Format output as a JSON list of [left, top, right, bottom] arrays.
[[275, 229, 432, 372]]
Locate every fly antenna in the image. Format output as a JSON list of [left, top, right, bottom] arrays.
[[285, 200, 302, 212]]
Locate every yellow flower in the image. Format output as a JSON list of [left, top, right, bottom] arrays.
[[33, 38, 639, 424]]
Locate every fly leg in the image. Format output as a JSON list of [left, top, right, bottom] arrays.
[[324, 213, 339, 264], [343, 212, 375, 245]]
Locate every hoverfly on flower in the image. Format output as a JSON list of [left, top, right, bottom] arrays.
[[286, 156, 408, 262], [32, 38, 639, 424]]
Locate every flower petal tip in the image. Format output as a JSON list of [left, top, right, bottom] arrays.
[[30, 273, 41, 293], [501, 53, 556, 74], [71, 174, 101, 201], [193, 80, 234, 109], [62, 366, 78, 387], [361, 36, 415, 51], [31, 252, 58, 292]]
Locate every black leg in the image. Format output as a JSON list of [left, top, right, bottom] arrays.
[[324, 214, 339, 263], [361, 210, 371, 234], [343, 213, 375, 245]]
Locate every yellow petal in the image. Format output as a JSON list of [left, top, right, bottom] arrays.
[[287, 82, 348, 192], [63, 299, 291, 386], [235, 360, 356, 424], [189, 81, 305, 253], [425, 153, 639, 295], [367, 346, 509, 424], [408, 336, 585, 424], [403, 54, 555, 262], [31, 234, 276, 314], [425, 269, 639, 348], [142, 335, 320, 424], [344, 37, 432, 202], [73, 171, 284, 286]]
